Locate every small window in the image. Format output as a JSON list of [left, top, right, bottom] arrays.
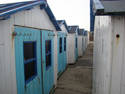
[[59, 38, 62, 53], [76, 38, 77, 48], [24, 42, 35, 60], [45, 40, 51, 68], [24, 61, 36, 81], [64, 37, 66, 51], [24, 42, 37, 84]]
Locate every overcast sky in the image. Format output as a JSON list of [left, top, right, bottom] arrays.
[[47, 0, 90, 31], [0, 0, 90, 30]]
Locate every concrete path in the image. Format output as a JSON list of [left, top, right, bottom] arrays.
[[54, 43, 93, 94]]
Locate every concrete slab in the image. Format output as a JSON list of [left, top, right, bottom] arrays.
[[54, 43, 93, 94]]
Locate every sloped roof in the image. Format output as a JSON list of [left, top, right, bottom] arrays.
[[0, 0, 61, 31], [68, 26, 79, 34], [78, 29, 84, 35], [84, 30, 88, 36], [57, 20, 69, 32], [57, 20, 62, 25], [93, 0, 125, 15]]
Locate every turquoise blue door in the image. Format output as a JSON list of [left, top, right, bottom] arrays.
[[14, 26, 42, 94], [75, 37, 78, 61], [41, 30, 54, 94], [63, 36, 67, 70], [57, 32, 67, 76]]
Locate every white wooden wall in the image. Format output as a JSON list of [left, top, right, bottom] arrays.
[[0, 5, 57, 94], [93, 16, 125, 94], [0, 18, 17, 94], [93, 16, 112, 94], [110, 16, 125, 94], [78, 36, 83, 57], [67, 34, 76, 64]]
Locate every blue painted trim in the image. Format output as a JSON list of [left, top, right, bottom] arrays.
[[64, 37, 66, 51], [45, 40, 52, 70], [0, 0, 61, 31], [0, 1, 45, 17], [59, 37, 63, 53], [57, 20, 69, 32], [90, 0, 95, 32], [24, 58, 36, 64], [0, 2, 26, 12], [76, 38, 78, 48], [25, 74, 37, 84], [68, 25, 79, 34]]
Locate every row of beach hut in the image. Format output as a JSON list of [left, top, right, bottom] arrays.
[[0, 1, 89, 94]]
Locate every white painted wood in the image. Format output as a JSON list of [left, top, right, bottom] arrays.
[[93, 16, 125, 94], [67, 34, 76, 64], [0, 18, 17, 94], [0, 5, 57, 94], [0, 22, 4, 45], [78, 36, 83, 57], [110, 16, 125, 94], [93, 16, 112, 94], [13, 6, 56, 31]]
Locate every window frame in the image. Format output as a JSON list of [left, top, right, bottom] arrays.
[[45, 40, 52, 69], [64, 37, 66, 51], [59, 37, 62, 53], [76, 38, 78, 48], [23, 41, 37, 84]]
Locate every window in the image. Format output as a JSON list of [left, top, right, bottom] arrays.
[[64, 37, 66, 51], [76, 38, 77, 48], [45, 40, 51, 68], [24, 42, 37, 84], [59, 38, 62, 53]]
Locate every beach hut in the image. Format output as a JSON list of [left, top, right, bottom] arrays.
[[93, 0, 125, 94], [84, 30, 89, 50], [82, 29, 87, 53], [67, 26, 79, 64], [57, 20, 68, 77], [78, 29, 84, 57], [0, 1, 61, 94]]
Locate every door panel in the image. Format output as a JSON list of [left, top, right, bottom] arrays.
[[57, 32, 67, 76], [41, 30, 54, 94], [14, 26, 42, 94]]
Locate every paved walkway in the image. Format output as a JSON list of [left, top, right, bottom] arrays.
[[54, 43, 93, 94]]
